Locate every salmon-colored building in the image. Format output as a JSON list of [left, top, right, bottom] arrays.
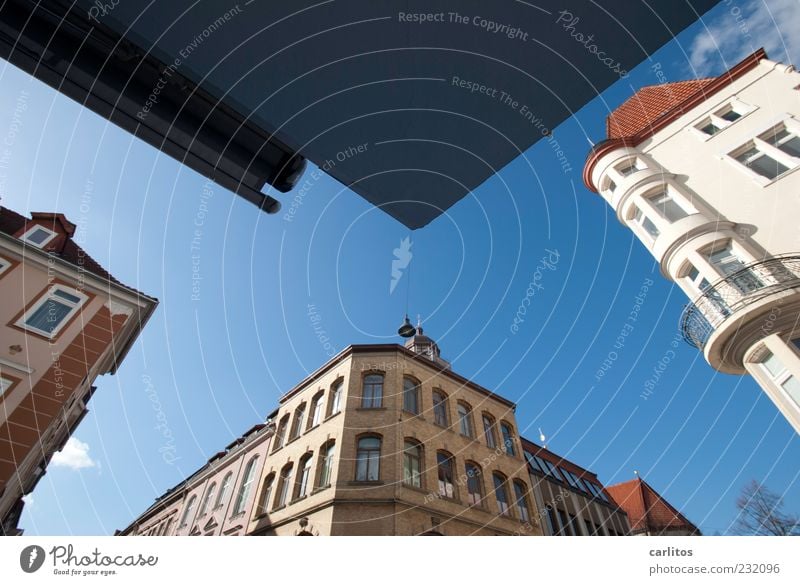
[[605, 477, 701, 536], [0, 206, 157, 535]]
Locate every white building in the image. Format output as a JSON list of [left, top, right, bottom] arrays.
[[583, 49, 800, 433]]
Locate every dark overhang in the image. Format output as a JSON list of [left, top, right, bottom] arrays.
[[1, 1, 719, 228]]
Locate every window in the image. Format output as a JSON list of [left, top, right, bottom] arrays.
[[695, 101, 750, 136], [216, 472, 233, 509], [20, 225, 57, 248], [199, 482, 216, 516], [706, 244, 762, 294], [729, 122, 800, 181], [308, 392, 324, 429], [493, 473, 510, 516], [465, 462, 483, 505], [0, 256, 11, 277], [457, 402, 474, 437], [585, 519, 595, 536], [355, 436, 381, 481], [403, 440, 423, 488], [615, 159, 640, 177], [524, 452, 544, 473], [275, 464, 294, 508], [558, 509, 573, 535], [432, 390, 448, 426], [318, 441, 335, 487], [631, 206, 660, 242], [546, 508, 559, 535], [513, 481, 531, 522], [500, 422, 516, 455], [273, 415, 290, 450], [1, 377, 14, 396], [328, 379, 343, 415], [560, 468, 579, 488], [602, 177, 617, 196], [437, 452, 456, 499], [256, 474, 274, 515], [289, 403, 306, 440], [482, 414, 497, 448], [403, 377, 420, 414], [179, 495, 197, 528], [233, 456, 259, 515], [361, 374, 383, 408], [686, 265, 712, 292], [542, 459, 564, 482], [17, 285, 87, 337], [644, 188, 693, 223], [295, 454, 313, 499], [759, 350, 800, 407]]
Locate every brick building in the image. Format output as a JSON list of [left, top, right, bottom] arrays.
[[0, 206, 157, 535], [605, 477, 701, 536]]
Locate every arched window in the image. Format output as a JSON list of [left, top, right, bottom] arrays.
[[362, 374, 383, 408], [437, 451, 456, 499], [256, 473, 274, 515], [233, 456, 259, 515], [355, 436, 381, 481], [328, 379, 343, 416], [403, 376, 420, 414], [199, 482, 216, 516], [513, 480, 531, 522], [275, 463, 294, 509], [317, 440, 336, 488], [216, 472, 233, 509], [432, 390, 448, 427], [179, 495, 197, 528], [273, 414, 290, 450], [493, 473, 511, 516], [290, 403, 306, 440], [465, 462, 483, 505], [308, 391, 325, 429], [482, 414, 497, 448], [295, 453, 314, 499], [403, 439, 423, 488], [457, 402, 474, 437], [500, 422, 516, 455]]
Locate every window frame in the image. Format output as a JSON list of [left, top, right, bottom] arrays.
[[215, 472, 233, 509], [640, 185, 695, 224], [402, 439, 423, 489], [294, 453, 314, 500], [198, 482, 216, 517], [274, 463, 294, 509], [179, 495, 197, 528], [317, 440, 336, 488], [436, 451, 457, 500], [0, 255, 12, 278], [355, 435, 382, 482], [457, 401, 474, 438], [289, 403, 306, 441], [432, 389, 449, 427], [273, 414, 290, 451], [692, 98, 754, 138], [482, 413, 497, 449], [16, 284, 88, 338], [256, 473, 275, 516], [402, 376, 420, 414], [308, 391, 325, 429], [327, 379, 344, 416], [465, 461, 484, 506], [232, 456, 259, 516], [629, 204, 661, 244], [492, 472, 511, 517], [500, 422, 516, 455], [361, 373, 384, 409], [20, 224, 58, 248], [758, 349, 800, 408], [513, 480, 531, 522], [725, 119, 800, 183]]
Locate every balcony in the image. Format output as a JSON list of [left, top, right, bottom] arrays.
[[680, 256, 800, 350]]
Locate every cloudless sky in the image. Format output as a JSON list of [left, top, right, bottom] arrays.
[[2, 0, 798, 536]]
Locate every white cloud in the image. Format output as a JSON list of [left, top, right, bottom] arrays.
[[51, 437, 97, 470], [688, 0, 800, 77]]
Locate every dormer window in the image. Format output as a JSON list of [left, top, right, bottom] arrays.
[[20, 225, 57, 248]]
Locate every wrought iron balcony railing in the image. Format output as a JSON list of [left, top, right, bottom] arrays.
[[680, 255, 800, 349]]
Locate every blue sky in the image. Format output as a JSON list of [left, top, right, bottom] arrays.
[[2, 0, 799, 535]]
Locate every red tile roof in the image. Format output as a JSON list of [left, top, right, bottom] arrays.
[[0, 206, 149, 297], [605, 477, 700, 535], [606, 78, 716, 139]]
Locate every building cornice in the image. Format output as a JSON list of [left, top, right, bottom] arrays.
[[279, 344, 516, 409]]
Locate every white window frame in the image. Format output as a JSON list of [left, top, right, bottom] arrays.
[[758, 349, 800, 408], [691, 98, 755, 139], [0, 255, 12, 277], [629, 204, 661, 245], [640, 185, 695, 223], [614, 157, 644, 178], [20, 225, 58, 248], [1, 376, 14, 396], [724, 118, 800, 184], [16, 285, 88, 338]]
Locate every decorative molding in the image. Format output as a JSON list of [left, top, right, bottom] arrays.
[[0, 356, 33, 374], [104, 299, 133, 318]]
